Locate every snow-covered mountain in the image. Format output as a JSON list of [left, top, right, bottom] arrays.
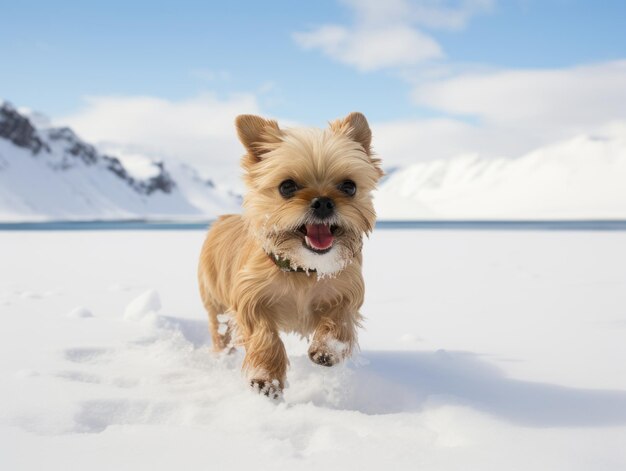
[[375, 129, 626, 220], [2, 100, 625, 222], [0, 102, 240, 221]]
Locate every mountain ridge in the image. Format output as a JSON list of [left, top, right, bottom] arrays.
[[0, 101, 240, 221]]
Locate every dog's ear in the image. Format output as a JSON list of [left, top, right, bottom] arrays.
[[331, 112, 383, 178], [235, 115, 282, 162], [330, 112, 372, 155]]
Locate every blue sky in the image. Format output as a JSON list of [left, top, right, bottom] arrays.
[[2, 0, 625, 177], [2, 0, 625, 123]]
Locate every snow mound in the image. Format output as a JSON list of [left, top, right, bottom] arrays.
[[123, 289, 162, 322], [66, 306, 94, 319]]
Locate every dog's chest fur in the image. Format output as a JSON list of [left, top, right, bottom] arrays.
[[263, 270, 354, 335]]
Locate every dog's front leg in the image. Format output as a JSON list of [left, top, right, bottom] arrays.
[[238, 308, 288, 398], [308, 302, 363, 367]]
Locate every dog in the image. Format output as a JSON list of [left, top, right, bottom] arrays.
[[198, 112, 382, 398]]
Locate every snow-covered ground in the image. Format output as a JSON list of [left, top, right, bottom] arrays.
[[1, 228, 626, 470]]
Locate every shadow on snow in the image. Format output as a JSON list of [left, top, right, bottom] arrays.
[[342, 350, 626, 427]]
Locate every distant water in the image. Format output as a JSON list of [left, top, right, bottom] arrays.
[[1, 220, 626, 231]]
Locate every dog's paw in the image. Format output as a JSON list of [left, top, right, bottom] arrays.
[[250, 378, 282, 399], [309, 338, 349, 367], [308, 349, 339, 367]]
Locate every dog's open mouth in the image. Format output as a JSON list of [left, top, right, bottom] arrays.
[[298, 224, 337, 253]]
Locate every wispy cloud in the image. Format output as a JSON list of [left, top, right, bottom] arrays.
[[412, 60, 626, 131], [293, 0, 493, 71], [294, 23, 443, 71], [344, 0, 493, 30], [59, 93, 262, 180], [189, 68, 232, 82]]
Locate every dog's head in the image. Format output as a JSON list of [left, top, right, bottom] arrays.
[[236, 112, 383, 275]]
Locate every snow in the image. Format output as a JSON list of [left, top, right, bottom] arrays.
[[2, 228, 626, 470], [66, 306, 94, 319], [0, 104, 241, 222], [0, 139, 206, 221], [290, 244, 351, 278], [374, 130, 626, 220], [107, 151, 163, 180], [123, 289, 162, 322]]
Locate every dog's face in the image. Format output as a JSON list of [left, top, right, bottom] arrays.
[[236, 112, 383, 275]]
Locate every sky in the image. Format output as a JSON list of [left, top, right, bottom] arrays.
[[2, 0, 626, 179]]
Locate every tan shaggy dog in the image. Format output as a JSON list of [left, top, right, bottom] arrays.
[[198, 112, 382, 398]]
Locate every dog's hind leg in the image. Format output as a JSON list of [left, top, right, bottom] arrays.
[[208, 304, 235, 353], [199, 284, 233, 353]]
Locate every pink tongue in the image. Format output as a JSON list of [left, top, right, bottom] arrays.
[[305, 224, 334, 250]]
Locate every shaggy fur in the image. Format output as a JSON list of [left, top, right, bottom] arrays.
[[198, 112, 382, 398]]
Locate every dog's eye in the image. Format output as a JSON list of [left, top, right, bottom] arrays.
[[279, 179, 298, 198], [338, 180, 357, 196]]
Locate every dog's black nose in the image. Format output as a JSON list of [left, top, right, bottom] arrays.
[[310, 197, 335, 219]]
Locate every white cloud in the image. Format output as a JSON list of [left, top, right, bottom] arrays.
[[413, 60, 626, 131], [372, 60, 626, 168], [58, 93, 262, 181], [293, 0, 493, 71], [294, 24, 442, 71], [372, 117, 527, 167], [343, 0, 494, 30]]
